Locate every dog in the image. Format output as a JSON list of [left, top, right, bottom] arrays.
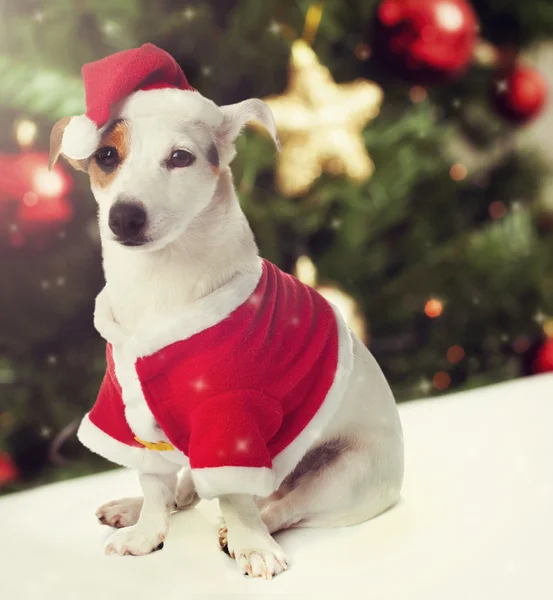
[[49, 45, 404, 579]]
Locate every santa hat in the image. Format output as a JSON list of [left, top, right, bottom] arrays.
[[62, 44, 201, 160]]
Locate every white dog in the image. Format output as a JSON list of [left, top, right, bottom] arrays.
[[49, 44, 403, 579]]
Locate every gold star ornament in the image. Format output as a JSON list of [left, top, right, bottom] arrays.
[[264, 40, 383, 197]]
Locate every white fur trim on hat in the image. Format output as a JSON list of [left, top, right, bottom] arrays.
[[61, 115, 101, 160]]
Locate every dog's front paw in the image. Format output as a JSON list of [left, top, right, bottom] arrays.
[[219, 524, 289, 579], [96, 497, 143, 528], [104, 524, 167, 556]]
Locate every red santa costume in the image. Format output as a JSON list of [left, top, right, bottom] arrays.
[[69, 45, 353, 500], [78, 258, 353, 499]]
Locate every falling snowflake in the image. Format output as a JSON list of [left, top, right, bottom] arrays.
[[417, 378, 433, 395], [191, 377, 207, 392], [182, 7, 196, 21], [247, 293, 262, 307], [268, 20, 281, 35], [534, 310, 547, 324], [236, 438, 250, 452]]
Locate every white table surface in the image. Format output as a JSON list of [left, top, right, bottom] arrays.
[[1, 374, 552, 600]]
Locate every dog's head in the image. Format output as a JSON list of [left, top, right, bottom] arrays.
[[50, 90, 279, 251]]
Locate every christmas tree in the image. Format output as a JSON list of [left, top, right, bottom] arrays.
[[1, 0, 553, 493]]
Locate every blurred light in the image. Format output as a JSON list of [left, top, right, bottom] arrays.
[[512, 336, 530, 354], [436, 3, 463, 31], [33, 168, 65, 198], [22, 191, 38, 207], [102, 20, 122, 37], [496, 80, 508, 93], [450, 163, 467, 181], [15, 119, 38, 148], [409, 86, 427, 103], [473, 41, 498, 66], [447, 345, 465, 363], [489, 201, 507, 220], [9, 223, 18, 232], [56, 276, 66, 286], [418, 378, 433, 394], [41, 280, 50, 290], [268, 20, 282, 35], [355, 43, 371, 61], [46, 354, 57, 366], [182, 6, 196, 20], [295, 255, 318, 287], [267, 19, 280, 35], [425, 298, 443, 318], [433, 371, 451, 390], [534, 310, 547, 324], [544, 319, 553, 339], [201, 66, 212, 77], [317, 284, 367, 345]]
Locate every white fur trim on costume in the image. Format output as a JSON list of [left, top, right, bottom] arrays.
[[191, 466, 275, 500], [271, 304, 354, 489], [61, 115, 101, 160], [118, 88, 224, 128], [77, 414, 179, 475], [125, 258, 263, 358]]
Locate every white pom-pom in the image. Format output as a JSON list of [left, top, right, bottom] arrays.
[[61, 115, 101, 160]]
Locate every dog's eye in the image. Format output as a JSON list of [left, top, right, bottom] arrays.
[[168, 150, 195, 169], [95, 147, 119, 168]]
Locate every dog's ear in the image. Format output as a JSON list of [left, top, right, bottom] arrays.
[[219, 98, 281, 153], [49, 117, 88, 173]]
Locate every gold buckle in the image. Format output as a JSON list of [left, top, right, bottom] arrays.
[[134, 437, 175, 451]]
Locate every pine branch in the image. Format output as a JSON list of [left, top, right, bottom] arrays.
[[0, 57, 84, 119]]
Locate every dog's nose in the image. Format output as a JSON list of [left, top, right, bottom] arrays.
[[108, 202, 147, 242]]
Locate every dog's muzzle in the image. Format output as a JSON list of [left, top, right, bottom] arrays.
[[108, 201, 148, 246]]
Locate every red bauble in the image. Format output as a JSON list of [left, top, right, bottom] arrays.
[[0, 452, 19, 486], [532, 339, 553, 374], [492, 67, 548, 125], [373, 0, 478, 84], [0, 152, 73, 244]]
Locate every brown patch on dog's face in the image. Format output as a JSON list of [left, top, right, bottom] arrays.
[[88, 119, 129, 189]]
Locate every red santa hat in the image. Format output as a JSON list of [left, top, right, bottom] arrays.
[[61, 43, 199, 160]]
